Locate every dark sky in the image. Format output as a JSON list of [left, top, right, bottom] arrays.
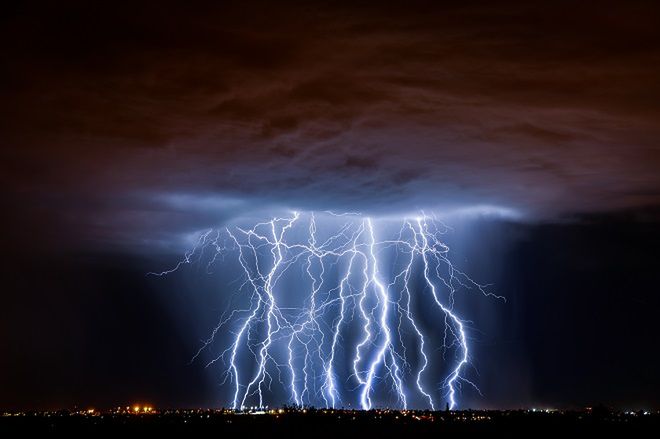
[[1, 0, 659, 410]]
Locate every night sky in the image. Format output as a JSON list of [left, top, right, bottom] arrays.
[[1, 1, 659, 410]]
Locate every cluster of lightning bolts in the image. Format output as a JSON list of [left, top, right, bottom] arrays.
[[150, 211, 502, 410]]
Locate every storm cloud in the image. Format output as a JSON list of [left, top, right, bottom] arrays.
[[2, 0, 660, 246]]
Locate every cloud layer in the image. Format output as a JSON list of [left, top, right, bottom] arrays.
[[2, 1, 660, 246]]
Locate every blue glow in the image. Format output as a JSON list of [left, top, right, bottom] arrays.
[[150, 211, 503, 410]]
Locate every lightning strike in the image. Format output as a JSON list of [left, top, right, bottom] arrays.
[[150, 211, 500, 410]]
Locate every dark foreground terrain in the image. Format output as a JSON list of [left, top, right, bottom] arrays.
[[2, 408, 658, 434]]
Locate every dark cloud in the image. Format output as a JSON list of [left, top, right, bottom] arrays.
[[1, 0, 660, 245], [2, 2, 660, 411]]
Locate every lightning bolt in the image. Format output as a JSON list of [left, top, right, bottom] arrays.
[[151, 211, 501, 410]]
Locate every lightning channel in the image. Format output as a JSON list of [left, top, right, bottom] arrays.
[[150, 211, 501, 410]]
